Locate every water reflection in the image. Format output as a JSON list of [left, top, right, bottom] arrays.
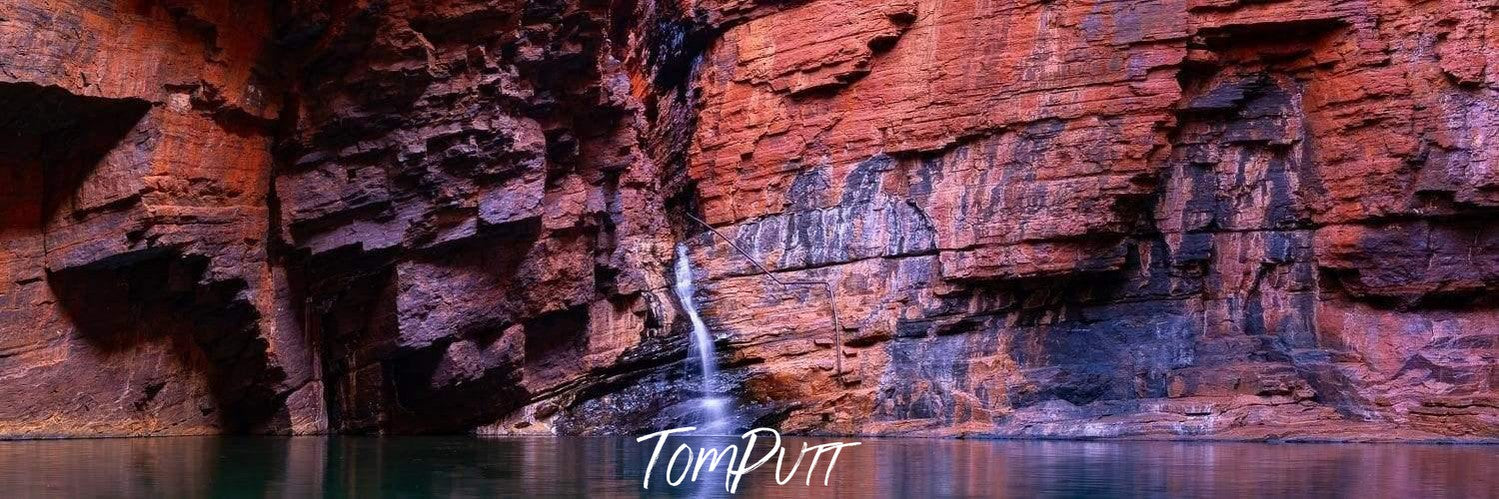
[[0, 436, 1493, 497]]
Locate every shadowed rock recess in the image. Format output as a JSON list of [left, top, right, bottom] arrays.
[[0, 0, 1494, 440]]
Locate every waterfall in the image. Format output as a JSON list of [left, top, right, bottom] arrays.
[[673, 244, 726, 428]]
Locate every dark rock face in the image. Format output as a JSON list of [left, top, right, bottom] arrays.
[[0, 0, 1495, 440], [266, 0, 685, 435]]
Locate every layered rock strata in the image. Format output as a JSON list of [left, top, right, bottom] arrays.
[[0, 0, 1494, 440]]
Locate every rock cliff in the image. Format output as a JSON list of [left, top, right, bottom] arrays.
[[0, 0, 1494, 440]]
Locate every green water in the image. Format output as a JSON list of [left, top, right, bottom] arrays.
[[0, 436, 1494, 497]]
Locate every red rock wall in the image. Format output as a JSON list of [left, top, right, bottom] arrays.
[[0, 0, 1494, 440], [0, 0, 322, 436], [674, 0, 1498, 438]]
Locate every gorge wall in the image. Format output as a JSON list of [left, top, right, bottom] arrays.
[[0, 0, 1495, 440]]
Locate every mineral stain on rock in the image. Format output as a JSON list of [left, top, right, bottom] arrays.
[[0, 0, 1495, 441]]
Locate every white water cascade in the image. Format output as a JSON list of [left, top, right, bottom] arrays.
[[673, 244, 727, 429]]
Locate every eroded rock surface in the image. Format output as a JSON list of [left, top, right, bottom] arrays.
[[0, 0, 1494, 440], [0, 0, 320, 436]]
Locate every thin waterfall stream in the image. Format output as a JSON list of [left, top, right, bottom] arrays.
[[672, 244, 727, 430]]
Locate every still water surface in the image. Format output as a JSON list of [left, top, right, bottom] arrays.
[[0, 436, 1494, 498]]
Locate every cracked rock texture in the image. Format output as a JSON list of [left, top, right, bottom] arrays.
[[0, 0, 1495, 440]]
